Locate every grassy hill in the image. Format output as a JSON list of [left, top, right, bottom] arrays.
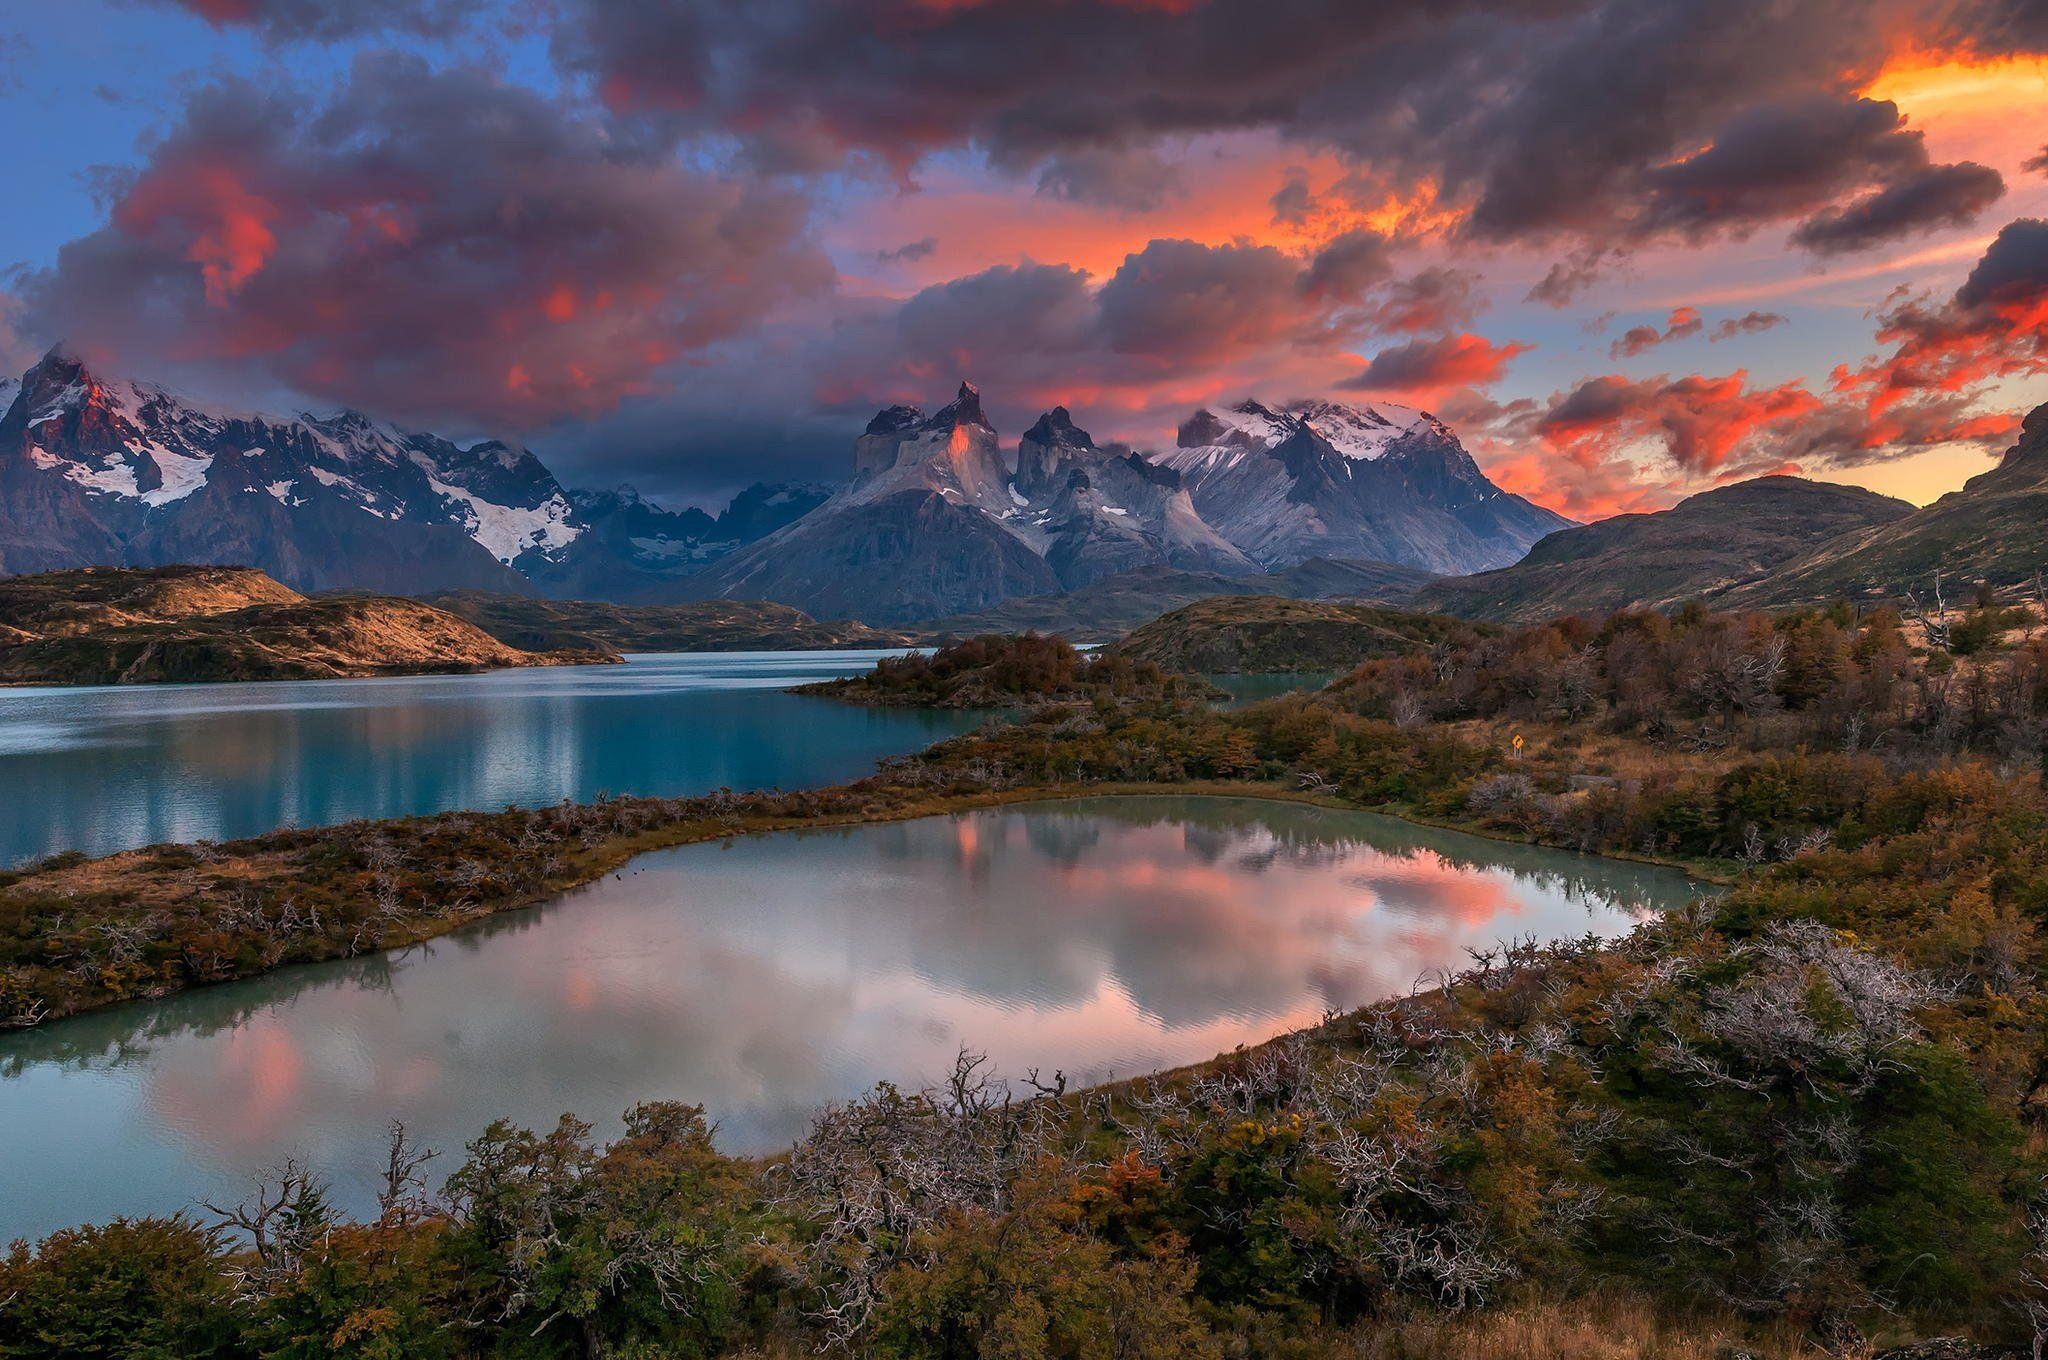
[[1415, 476, 1913, 623], [426, 590, 912, 653], [1109, 595, 1489, 673], [0, 566, 609, 685], [1727, 404, 2048, 608], [926, 559, 1439, 642]]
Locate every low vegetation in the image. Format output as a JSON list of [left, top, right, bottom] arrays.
[[924, 558, 1439, 642], [7, 602, 2048, 1356], [1111, 594, 1488, 672], [794, 631, 1219, 707]]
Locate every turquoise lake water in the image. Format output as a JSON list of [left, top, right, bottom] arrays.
[[0, 651, 977, 866]]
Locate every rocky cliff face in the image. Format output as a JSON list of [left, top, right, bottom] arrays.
[[696, 383, 1568, 622], [1154, 398, 1575, 574]]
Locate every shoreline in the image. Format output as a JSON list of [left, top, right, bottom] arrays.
[[2, 775, 1723, 1035]]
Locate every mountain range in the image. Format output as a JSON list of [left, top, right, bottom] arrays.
[[690, 383, 1570, 622], [0, 348, 820, 598], [0, 351, 1565, 620], [16, 344, 2036, 634]]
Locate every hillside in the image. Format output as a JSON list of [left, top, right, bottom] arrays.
[[1728, 403, 2048, 607], [1110, 595, 1488, 673], [0, 566, 609, 685], [926, 559, 1439, 642], [427, 591, 912, 653], [1415, 476, 1914, 623]]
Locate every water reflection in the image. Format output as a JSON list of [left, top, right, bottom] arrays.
[[0, 652, 974, 865], [0, 795, 1712, 1241]]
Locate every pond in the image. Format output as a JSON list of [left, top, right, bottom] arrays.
[[0, 794, 1712, 1240]]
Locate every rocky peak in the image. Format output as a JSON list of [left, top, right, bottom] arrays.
[[2010, 400, 2048, 463], [1016, 404, 1102, 497], [931, 380, 991, 431], [17, 347, 109, 422], [853, 381, 1000, 481], [1177, 399, 1295, 451], [1022, 405, 1095, 451], [864, 404, 924, 437]]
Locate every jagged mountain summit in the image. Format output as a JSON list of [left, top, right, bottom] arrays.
[[0, 347, 818, 597], [698, 383, 1563, 623], [1155, 397, 1575, 573]]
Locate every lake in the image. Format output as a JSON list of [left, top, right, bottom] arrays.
[[0, 651, 979, 866], [0, 795, 1711, 1241]]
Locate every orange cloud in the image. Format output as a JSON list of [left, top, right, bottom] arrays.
[[114, 159, 281, 306]]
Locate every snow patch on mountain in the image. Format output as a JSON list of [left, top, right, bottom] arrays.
[[423, 472, 581, 564], [1287, 397, 1429, 461]]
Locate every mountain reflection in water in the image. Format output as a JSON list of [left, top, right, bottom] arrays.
[[0, 795, 1712, 1241]]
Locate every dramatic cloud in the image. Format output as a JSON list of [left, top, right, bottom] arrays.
[[1609, 307, 1704, 359], [1789, 159, 2006, 254], [876, 236, 938, 264], [1096, 239, 1309, 367], [1298, 229, 1397, 305], [1711, 311, 1788, 341], [1633, 94, 2002, 251], [550, 0, 2034, 261], [1342, 333, 1532, 396], [1836, 217, 2048, 417], [1533, 371, 1823, 475], [21, 55, 834, 430]]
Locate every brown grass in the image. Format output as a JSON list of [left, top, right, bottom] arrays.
[[1343, 1295, 1846, 1360]]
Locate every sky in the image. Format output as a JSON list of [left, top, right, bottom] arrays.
[[4, 0, 2048, 517]]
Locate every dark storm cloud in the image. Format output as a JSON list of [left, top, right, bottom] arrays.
[[875, 236, 938, 264], [1363, 267, 1483, 334], [547, 0, 2027, 260], [143, 0, 2035, 264], [1954, 216, 2048, 309], [1095, 239, 1306, 366], [1297, 229, 1398, 304], [1789, 160, 2006, 255], [1035, 145, 1184, 212], [19, 54, 834, 431]]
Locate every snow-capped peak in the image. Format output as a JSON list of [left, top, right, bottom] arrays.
[[1284, 397, 1431, 462]]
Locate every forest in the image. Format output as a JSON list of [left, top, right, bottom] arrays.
[[5, 599, 2048, 1358]]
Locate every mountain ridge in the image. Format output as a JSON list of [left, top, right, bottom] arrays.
[[0, 347, 819, 599], [694, 383, 1560, 622], [1413, 476, 1918, 622]]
